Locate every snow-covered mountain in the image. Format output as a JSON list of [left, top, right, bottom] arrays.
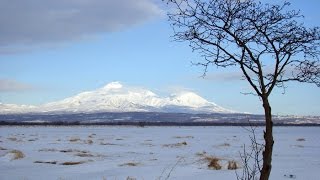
[[0, 82, 233, 114]]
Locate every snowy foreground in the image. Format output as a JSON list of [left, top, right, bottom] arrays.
[[0, 126, 319, 180]]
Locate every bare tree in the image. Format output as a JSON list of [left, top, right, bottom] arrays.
[[237, 125, 264, 180], [164, 0, 320, 179]]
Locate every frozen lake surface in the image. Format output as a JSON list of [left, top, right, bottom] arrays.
[[0, 126, 319, 180]]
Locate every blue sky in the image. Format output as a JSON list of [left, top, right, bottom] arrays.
[[0, 0, 319, 115]]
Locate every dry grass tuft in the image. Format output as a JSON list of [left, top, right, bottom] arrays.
[[38, 148, 57, 152], [0, 146, 7, 150], [69, 137, 81, 142], [296, 138, 306, 142], [163, 141, 187, 148], [59, 149, 74, 153], [119, 162, 140, 167], [227, 160, 239, 170], [34, 160, 57, 164], [206, 156, 222, 170], [60, 161, 85, 165], [10, 150, 25, 160], [217, 143, 231, 147], [74, 152, 94, 157], [57, 149, 89, 154]]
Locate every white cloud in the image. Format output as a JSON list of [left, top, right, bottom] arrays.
[[0, 79, 34, 92], [203, 71, 243, 82], [0, 0, 163, 53]]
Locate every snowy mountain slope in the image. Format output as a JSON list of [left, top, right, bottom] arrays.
[[0, 82, 233, 114]]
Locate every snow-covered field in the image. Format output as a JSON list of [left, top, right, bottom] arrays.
[[0, 126, 319, 180]]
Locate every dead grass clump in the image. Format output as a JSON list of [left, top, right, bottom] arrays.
[[39, 148, 57, 152], [119, 162, 140, 167], [218, 143, 231, 147], [60, 161, 85, 165], [74, 152, 94, 157], [206, 156, 222, 170], [0, 146, 7, 150], [69, 137, 81, 142], [59, 149, 89, 154], [227, 160, 239, 170], [296, 138, 306, 142], [10, 150, 25, 160], [163, 141, 187, 148], [34, 160, 57, 164], [59, 149, 74, 153]]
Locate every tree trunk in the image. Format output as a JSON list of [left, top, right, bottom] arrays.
[[260, 97, 274, 180]]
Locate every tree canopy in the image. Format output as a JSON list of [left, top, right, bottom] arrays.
[[167, 0, 320, 97]]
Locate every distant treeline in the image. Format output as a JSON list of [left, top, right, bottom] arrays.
[[0, 121, 319, 127]]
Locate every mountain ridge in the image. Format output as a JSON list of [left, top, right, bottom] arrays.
[[0, 82, 233, 114]]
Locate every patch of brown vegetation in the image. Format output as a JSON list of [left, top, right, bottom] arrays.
[[59, 149, 74, 153], [60, 161, 85, 165], [59, 149, 89, 154], [74, 152, 94, 157], [163, 141, 187, 148], [10, 150, 25, 160], [206, 156, 222, 170], [34, 160, 57, 164], [227, 160, 239, 170], [69, 137, 81, 142], [38, 148, 57, 152], [217, 143, 231, 147], [119, 162, 140, 167]]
